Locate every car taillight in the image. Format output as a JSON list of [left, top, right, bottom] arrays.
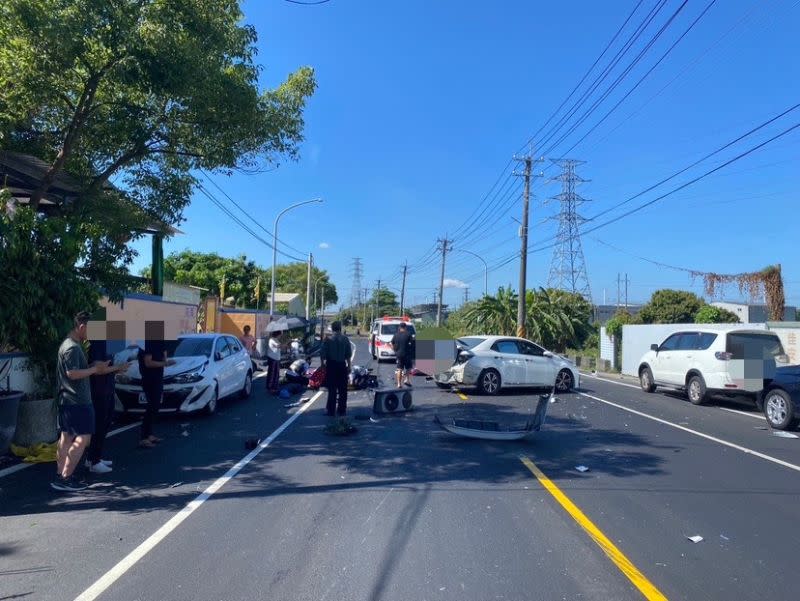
[[715, 352, 733, 361], [456, 351, 474, 364], [376, 340, 385, 347]]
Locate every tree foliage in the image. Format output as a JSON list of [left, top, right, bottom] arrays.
[[636, 289, 705, 324], [149, 250, 336, 310], [694, 304, 740, 324]]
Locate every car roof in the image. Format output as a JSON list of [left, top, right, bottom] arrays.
[[178, 333, 220, 340], [668, 328, 776, 336]]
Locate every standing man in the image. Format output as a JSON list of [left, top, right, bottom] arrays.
[[52, 312, 127, 492], [320, 321, 351, 417], [240, 325, 256, 357], [391, 322, 415, 388], [86, 339, 128, 474], [266, 330, 282, 394], [138, 322, 175, 449]]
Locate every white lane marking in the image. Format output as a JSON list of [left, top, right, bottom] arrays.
[[718, 407, 762, 420], [578, 391, 800, 474], [0, 422, 141, 479], [74, 390, 324, 601], [581, 372, 641, 391]]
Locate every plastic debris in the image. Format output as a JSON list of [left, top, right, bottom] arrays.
[[549, 396, 559, 404], [754, 426, 768, 430], [772, 431, 799, 439], [369, 417, 380, 423], [284, 401, 301, 408], [575, 465, 589, 473], [720, 534, 730, 541], [300, 396, 311, 403], [170, 482, 183, 488], [687, 535, 704, 543]]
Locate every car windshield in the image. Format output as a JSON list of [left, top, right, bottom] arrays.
[[173, 338, 214, 358], [726, 333, 785, 360], [457, 337, 484, 349], [380, 324, 415, 336]]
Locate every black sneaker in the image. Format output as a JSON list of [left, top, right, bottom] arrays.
[[50, 476, 88, 492]]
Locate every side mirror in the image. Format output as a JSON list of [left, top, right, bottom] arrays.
[[650, 344, 659, 352], [543, 351, 554, 358]]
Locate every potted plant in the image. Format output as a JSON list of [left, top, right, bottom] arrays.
[[0, 358, 25, 455]]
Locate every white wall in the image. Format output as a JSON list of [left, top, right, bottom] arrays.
[[621, 323, 767, 376], [599, 326, 616, 370], [765, 324, 800, 365]]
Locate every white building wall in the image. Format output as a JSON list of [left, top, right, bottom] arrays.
[[599, 326, 616, 370]]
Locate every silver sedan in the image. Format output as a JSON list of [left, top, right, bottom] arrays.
[[436, 335, 579, 395]]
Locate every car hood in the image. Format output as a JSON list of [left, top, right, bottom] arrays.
[[121, 356, 209, 379]]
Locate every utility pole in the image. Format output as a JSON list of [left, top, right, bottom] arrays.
[[436, 237, 453, 326], [305, 253, 313, 320], [617, 273, 621, 310], [399, 262, 408, 317], [375, 278, 382, 318], [625, 273, 630, 309], [514, 153, 532, 338]]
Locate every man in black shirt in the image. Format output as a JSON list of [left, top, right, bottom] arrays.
[[391, 323, 415, 388], [320, 321, 352, 417], [138, 323, 175, 448]]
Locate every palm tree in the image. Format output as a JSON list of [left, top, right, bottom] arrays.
[[527, 287, 592, 351], [462, 286, 518, 335]]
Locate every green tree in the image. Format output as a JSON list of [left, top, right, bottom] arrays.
[[462, 286, 518, 336], [370, 288, 399, 317], [527, 288, 593, 352], [694, 304, 740, 324], [637, 289, 705, 324], [146, 251, 337, 310], [0, 0, 316, 212]]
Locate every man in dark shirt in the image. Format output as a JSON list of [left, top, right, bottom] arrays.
[[138, 324, 175, 448], [391, 322, 415, 388], [87, 340, 125, 474], [320, 321, 352, 417]]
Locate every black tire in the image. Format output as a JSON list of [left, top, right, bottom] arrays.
[[240, 371, 253, 399], [640, 367, 656, 393], [205, 383, 219, 415], [555, 369, 574, 393], [477, 369, 501, 396], [763, 388, 795, 430], [687, 374, 707, 405]]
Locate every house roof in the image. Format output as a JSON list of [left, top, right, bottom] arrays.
[[269, 293, 301, 302]]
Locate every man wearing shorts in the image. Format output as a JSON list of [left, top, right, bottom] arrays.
[[52, 312, 128, 492], [391, 322, 414, 388]]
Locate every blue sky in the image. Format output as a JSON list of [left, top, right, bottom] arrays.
[[129, 0, 800, 312]]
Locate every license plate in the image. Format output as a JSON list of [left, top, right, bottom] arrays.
[[138, 392, 148, 405]]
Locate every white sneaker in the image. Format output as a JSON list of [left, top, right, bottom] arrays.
[[100, 459, 113, 466], [89, 462, 113, 474]]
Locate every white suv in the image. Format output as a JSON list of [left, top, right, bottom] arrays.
[[637, 329, 788, 405]]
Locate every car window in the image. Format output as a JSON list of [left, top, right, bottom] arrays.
[[214, 337, 231, 359], [226, 336, 242, 353], [677, 333, 699, 351], [518, 341, 544, 356], [173, 338, 213, 358], [492, 340, 521, 354], [697, 333, 718, 350], [726, 333, 785, 359], [659, 334, 682, 351]]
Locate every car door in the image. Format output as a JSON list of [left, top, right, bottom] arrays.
[[490, 339, 525, 385], [213, 337, 234, 396], [225, 336, 248, 390], [518, 340, 554, 387], [652, 333, 683, 385], [674, 332, 700, 384]]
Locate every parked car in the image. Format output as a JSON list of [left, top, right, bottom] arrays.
[[760, 366, 800, 430], [369, 316, 417, 361], [115, 333, 253, 415], [436, 335, 579, 395], [637, 329, 788, 405]]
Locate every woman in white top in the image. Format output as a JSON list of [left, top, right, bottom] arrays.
[[266, 331, 282, 393]]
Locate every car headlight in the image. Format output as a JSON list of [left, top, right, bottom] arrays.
[[170, 371, 205, 384]]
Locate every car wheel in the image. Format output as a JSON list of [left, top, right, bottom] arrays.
[[687, 374, 707, 405], [764, 388, 795, 430], [640, 367, 656, 393], [240, 371, 253, 399], [205, 383, 219, 415], [555, 369, 574, 392], [477, 369, 501, 396]]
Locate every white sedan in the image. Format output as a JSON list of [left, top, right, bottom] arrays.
[[115, 333, 253, 415], [436, 335, 580, 395]]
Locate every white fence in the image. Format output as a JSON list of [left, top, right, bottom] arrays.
[[599, 326, 617, 370]]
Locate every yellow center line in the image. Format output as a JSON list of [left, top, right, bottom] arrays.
[[457, 392, 468, 401], [520, 456, 668, 601]]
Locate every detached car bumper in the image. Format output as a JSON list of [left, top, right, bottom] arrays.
[[115, 382, 215, 413]]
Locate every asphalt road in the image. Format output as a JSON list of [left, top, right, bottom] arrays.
[[2, 338, 799, 601]]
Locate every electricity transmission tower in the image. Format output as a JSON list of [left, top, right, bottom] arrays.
[[547, 159, 592, 302], [349, 258, 363, 308]]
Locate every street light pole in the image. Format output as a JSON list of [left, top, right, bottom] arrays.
[[453, 248, 488, 297], [270, 198, 323, 319]]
